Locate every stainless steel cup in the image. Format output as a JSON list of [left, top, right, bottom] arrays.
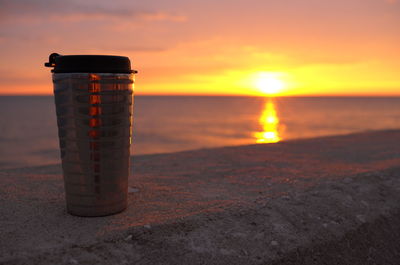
[[45, 53, 136, 216]]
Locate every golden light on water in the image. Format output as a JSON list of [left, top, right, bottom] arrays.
[[254, 99, 281, 143]]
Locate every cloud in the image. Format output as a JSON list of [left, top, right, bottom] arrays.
[[0, 0, 186, 24], [0, 69, 45, 85], [81, 46, 168, 54], [41, 11, 186, 24], [138, 12, 186, 22]]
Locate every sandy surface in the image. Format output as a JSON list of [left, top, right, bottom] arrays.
[[1, 130, 400, 264]]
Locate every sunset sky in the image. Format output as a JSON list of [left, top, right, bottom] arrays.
[[0, 0, 399, 96]]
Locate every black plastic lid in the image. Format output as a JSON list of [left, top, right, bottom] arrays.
[[44, 53, 136, 74]]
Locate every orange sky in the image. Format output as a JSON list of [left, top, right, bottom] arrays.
[[0, 0, 399, 96]]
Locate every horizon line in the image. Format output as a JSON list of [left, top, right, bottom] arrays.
[[2, 93, 400, 98]]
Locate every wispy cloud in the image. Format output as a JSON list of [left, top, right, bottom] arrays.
[[0, 69, 46, 85], [82, 46, 168, 54], [0, 0, 186, 24], [139, 12, 186, 22]]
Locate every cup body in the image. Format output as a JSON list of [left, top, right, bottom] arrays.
[[52, 73, 134, 216]]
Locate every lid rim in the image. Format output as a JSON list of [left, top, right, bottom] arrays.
[[52, 70, 135, 74], [46, 54, 134, 74]]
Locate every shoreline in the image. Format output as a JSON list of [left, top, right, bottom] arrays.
[[3, 128, 400, 171], [1, 129, 400, 264]]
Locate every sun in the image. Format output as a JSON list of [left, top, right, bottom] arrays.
[[254, 73, 285, 95]]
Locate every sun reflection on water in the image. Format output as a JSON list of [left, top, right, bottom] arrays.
[[254, 98, 281, 143]]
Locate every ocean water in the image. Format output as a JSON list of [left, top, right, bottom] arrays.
[[0, 96, 400, 169]]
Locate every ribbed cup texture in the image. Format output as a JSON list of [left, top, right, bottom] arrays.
[[53, 73, 134, 216]]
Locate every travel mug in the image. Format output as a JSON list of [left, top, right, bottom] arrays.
[[45, 53, 136, 216]]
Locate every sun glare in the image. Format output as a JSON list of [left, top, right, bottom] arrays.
[[255, 73, 285, 95]]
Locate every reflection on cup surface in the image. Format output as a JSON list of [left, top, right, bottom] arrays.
[[53, 73, 134, 217]]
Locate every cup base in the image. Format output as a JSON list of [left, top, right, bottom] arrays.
[[66, 201, 127, 217]]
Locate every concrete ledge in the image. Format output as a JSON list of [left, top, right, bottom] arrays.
[[1, 130, 400, 264], [271, 208, 400, 265]]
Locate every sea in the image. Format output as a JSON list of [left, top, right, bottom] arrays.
[[0, 96, 399, 169]]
